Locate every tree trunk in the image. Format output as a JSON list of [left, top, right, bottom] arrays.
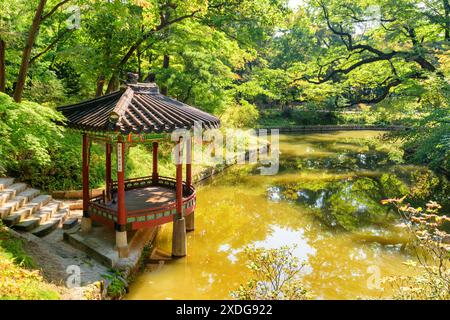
[[95, 74, 105, 97], [161, 54, 169, 95], [106, 74, 119, 94], [137, 46, 142, 82], [0, 38, 5, 92], [13, 0, 47, 102]]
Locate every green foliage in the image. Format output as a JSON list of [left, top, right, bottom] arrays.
[[231, 245, 311, 300], [221, 99, 260, 128], [0, 93, 64, 177], [102, 269, 128, 300], [0, 222, 35, 269], [381, 199, 450, 300]]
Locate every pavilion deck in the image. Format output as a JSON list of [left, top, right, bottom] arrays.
[[106, 186, 176, 211]]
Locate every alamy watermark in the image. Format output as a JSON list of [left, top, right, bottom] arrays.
[[66, 265, 81, 288]]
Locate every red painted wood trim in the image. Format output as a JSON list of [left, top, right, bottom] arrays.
[[90, 213, 115, 228], [82, 134, 90, 216], [105, 143, 112, 201], [117, 136, 126, 226], [152, 141, 158, 183]]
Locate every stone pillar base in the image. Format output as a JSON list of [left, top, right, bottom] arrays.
[[116, 230, 129, 258], [172, 217, 187, 257], [81, 217, 92, 232], [185, 212, 194, 232]]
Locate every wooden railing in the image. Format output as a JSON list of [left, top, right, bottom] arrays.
[[111, 175, 194, 196], [90, 192, 106, 204], [89, 176, 196, 229]]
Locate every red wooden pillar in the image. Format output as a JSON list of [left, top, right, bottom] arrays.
[[116, 136, 128, 257], [105, 142, 112, 201], [81, 133, 92, 232], [117, 136, 126, 227], [152, 141, 159, 184], [176, 138, 183, 218]]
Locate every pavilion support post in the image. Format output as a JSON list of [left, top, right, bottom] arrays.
[[172, 138, 186, 257], [81, 134, 92, 232], [105, 142, 112, 201], [152, 141, 159, 184], [116, 136, 129, 258], [185, 137, 194, 231]]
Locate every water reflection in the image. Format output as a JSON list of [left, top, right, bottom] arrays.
[[126, 131, 447, 300]]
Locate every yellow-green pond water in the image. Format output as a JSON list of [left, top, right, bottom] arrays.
[[127, 131, 439, 300]]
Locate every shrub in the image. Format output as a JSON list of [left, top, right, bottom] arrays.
[[231, 246, 311, 300], [0, 93, 65, 179], [221, 99, 259, 128], [381, 198, 450, 300]]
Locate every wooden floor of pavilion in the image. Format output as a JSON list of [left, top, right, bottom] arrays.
[[106, 186, 176, 211]]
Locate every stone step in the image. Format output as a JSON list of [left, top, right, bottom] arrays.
[[0, 178, 14, 191], [0, 193, 9, 206], [31, 218, 60, 237], [0, 188, 40, 217], [30, 208, 70, 237], [32, 200, 62, 223], [0, 183, 28, 204], [4, 195, 52, 226], [13, 217, 40, 232], [3, 207, 32, 226], [17, 188, 40, 202], [53, 207, 70, 222], [63, 217, 78, 230], [21, 194, 52, 215], [0, 196, 27, 218]]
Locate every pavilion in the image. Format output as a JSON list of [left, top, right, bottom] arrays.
[[57, 82, 220, 258]]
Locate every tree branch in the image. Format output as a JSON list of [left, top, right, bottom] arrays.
[[298, 1, 439, 85], [29, 28, 73, 64], [41, 0, 70, 22]]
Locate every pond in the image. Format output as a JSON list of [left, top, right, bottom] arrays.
[[126, 131, 448, 300]]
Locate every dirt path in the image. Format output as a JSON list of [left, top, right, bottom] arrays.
[[10, 211, 109, 299]]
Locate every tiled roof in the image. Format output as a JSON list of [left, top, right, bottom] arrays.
[[57, 83, 220, 134]]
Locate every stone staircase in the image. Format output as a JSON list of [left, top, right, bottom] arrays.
[[0, 177, 73, 237]]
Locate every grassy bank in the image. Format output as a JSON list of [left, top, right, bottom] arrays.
[[0, 223, 60, 300]]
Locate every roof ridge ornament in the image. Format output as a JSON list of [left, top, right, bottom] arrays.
[[128, 82, 160, 95]]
